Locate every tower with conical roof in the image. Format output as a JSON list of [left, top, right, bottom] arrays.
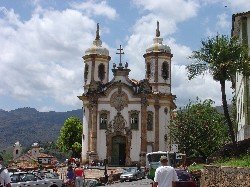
[[83, 23, 111, 92], [143, 21, 172, 93]]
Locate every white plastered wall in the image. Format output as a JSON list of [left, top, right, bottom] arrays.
[[82, 103, 89, 160], [96, 87, 142, 162]]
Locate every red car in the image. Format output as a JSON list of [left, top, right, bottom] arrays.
[[173, 169, 197, 187]]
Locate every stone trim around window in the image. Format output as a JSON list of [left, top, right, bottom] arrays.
[[161, 61, 169, 80], [98, 63, 105, 81], [99, 110, 109, 129], [84, 64, 89, 83], [128, 110, 140, 130]]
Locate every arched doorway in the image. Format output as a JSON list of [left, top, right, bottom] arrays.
[[111, 135, 126, 166]]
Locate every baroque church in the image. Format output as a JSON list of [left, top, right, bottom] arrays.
[[78, 22, 176, 166]]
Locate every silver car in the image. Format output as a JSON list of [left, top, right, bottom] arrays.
[[10, 172, 63, 187], [120, 167, 140, 182]]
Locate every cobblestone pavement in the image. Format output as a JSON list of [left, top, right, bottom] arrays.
[[58, 166, 124, 181], [100, 179, 153, 187], [58, 166, 154, 186]]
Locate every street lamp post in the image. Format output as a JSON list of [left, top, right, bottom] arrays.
[[104, 159, 108, 184]]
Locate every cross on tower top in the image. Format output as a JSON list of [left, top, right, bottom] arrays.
[[116, 45, 124, 66]]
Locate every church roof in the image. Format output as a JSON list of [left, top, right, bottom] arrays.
[[84, 23, 109, 56], [145, 21, 171, 54]]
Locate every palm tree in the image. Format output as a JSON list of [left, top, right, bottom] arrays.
[[186, 34, 249, 147]]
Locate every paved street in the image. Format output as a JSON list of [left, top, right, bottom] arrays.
[[100, 178, 153, 187]]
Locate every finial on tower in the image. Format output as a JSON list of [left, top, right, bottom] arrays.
[[156, 21, 160, 37], [96, 23, 100, 40]]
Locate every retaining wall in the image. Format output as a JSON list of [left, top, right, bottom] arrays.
[[200, 165, 250, 187]]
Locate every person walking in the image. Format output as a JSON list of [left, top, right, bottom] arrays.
[[107, 170, 114, 185], [153, 156, 179, 187], [0, 155, 11, 187], [65, 165, 75, 187], [74, 162, 84, 187]]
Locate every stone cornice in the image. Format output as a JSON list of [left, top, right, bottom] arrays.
[[104, 82, 136, 97], [83, 54, 111, 61], [143, 51, 173, 58], [150, 82, 170, 86]]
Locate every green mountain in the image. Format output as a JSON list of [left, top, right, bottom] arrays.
[[0, 105, 231, 151], [0, 107, 82, 150]]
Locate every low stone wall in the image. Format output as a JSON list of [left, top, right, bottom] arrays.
[[200, 165, 250, 187]]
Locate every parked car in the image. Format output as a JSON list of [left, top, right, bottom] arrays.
[[34, 170, 60, 179], [175, 169, 193, 181], [10, 171, 63, 187], [139, 167, 146, 179], [84, 178, 102, 187], [174, 169, 197, 187], [120, 167, 142, 182]]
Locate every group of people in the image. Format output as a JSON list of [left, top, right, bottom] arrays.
[[65, 156, 178, 187], [1, 154, 180, 187], [65, 162, 84, 187]]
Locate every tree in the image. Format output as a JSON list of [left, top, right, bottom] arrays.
[[57, 116, 82, 157], [186, 35, 250, 146], [169, 99, 229, 161], [0, 150, 13, 166]]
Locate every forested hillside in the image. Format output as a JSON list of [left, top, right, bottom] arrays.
[[0, 107, 82, 150]]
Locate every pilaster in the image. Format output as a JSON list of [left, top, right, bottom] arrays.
[[154, 99, 160, 151], [140, 96, 148, 166], [154, 54, 159, 92], [91, 56, 96, 82], [87, 104, 92, 152], [92, 103, 98, 153], [88, 96, 98, 154]]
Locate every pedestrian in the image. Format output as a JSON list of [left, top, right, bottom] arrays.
[[74, 162, 84, 187], [0, 155, 11, 187], [64, 165, 75, 187], [153, 156, 179, 187], [107, 170, 114, 185]]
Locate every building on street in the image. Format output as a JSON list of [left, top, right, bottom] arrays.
[[78, 22, 176, 166], [232, 11, 250, 141]]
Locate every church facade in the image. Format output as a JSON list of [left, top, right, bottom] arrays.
[[78, 22, 176, 166]]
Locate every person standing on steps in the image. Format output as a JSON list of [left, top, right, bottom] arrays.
[[0, 155, 11, 187], [153, 156, 179, 187]]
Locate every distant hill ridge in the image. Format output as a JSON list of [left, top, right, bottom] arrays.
[[0, 107, 82, 150], [0, 105, 229, 151]]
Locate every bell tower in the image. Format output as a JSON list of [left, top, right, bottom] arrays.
[[143, 21, 173, 94], [13, 141, 22, 159], [83, 23, 111, 93]]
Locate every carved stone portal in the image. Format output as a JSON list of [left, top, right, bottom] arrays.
[[106, 112, 132, 166]]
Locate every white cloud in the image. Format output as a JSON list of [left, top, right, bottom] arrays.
[[38, 105, 54, 112], [0, 6, 103, 110], [125, 0, 235, 108], [216, 13, 230, 30], [200, 0, 250, 13], [133, 0, 199, 22], [230, 0, 250, 12], [167, 38, 193, 66], [70, 1, 118, 20], [172, 65, 233, 107], [123, 0, 201, 106]]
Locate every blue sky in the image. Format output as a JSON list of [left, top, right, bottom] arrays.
[[0, 0, 249, 112]]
